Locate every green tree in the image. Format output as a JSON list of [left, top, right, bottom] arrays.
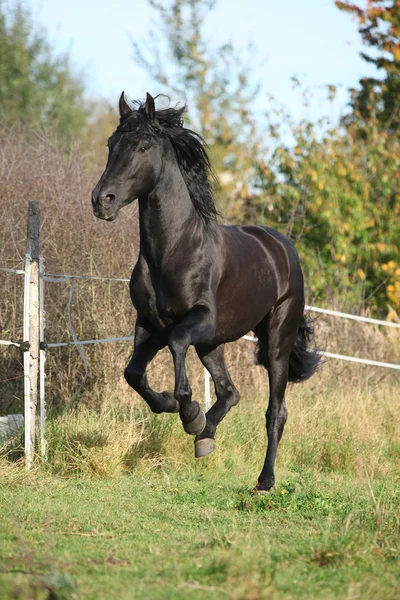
[[0, 1, 88, 140], [132, 0, 265, 219], [133, 0, 400, 314], [250, 3, 400, 314], [256, 109, 400, 312], [336, 0, 400, 132]]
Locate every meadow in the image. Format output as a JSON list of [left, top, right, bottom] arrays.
[[2, 2, 400, 597], [1, 362, 399, 600], [0, 86, 399, 600]]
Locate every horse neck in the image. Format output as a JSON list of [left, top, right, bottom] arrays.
[[138, 153, 201, 264]]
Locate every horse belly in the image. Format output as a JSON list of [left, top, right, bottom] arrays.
[[214, 270, 277, 343]]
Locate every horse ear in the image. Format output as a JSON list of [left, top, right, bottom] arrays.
[[145, 92, 156, 121], [119, 92, 131, 118]]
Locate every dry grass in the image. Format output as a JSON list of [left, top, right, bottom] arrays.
[[0, 124, 138, 410], [0, 123, 398, 424], [2, 365, 391, 484], [1, 121, 399, 600]]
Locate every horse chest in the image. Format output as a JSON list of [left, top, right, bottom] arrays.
[[130, 266, 191, 328]]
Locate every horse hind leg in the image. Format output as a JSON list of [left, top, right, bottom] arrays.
[[254, 304, 301, 492], [257, 355, 289, 492], [194, 344, 240, 458]]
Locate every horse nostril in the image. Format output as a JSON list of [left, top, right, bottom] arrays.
[[100, 194, 116, 206]]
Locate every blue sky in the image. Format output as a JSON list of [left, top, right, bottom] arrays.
[[24, 0, 373, 124]]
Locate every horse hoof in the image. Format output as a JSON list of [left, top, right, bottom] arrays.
[[194, 438, 216, 458], [253, 478, 274, 494], [182, 409, 206, 435]]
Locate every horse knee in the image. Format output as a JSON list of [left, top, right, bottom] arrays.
[[124, 367, 141, 390], [175, 381, 192, 404]]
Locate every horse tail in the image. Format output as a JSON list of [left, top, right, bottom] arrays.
[[288, 314, 320, 383], [255, 313, 320, 383]]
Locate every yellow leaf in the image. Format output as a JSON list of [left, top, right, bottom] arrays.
[[357, 269, 366, 280]]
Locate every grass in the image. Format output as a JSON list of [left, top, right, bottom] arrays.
[[0, 468, 399, 599], [0, 375, 399, 599]]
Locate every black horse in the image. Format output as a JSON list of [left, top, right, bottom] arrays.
[[92, 93, 319, 491]]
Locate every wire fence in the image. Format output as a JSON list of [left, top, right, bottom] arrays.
[[2, 264, 400, 363], [1, 256, 400, 462]]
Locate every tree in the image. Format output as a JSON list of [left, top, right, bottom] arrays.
[[325, 0, 400, 311], [336, 0, 400, 131], [0, 1, 88, 140], [132, 0, 265, 219], [132, 0, 400, 314], [256, 111, 400, 312]]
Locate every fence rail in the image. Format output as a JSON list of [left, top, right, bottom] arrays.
[[0, 267, 25, 275], [42, 270, 400, 330], [44, 273, 130, 283], [305, 304, 400, 329], [46, 335, 136, 348], [0, 340, 21, 348], [1, 201, 399, 466]]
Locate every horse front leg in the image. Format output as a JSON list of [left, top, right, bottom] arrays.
[[194, 344, 240, 457], [168, 306, 215, 436], [124, 317, 179, 414]]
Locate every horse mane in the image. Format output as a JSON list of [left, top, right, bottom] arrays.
[[117, 100, 219, 226]]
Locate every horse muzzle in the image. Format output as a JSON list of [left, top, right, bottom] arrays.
[[92, 191, 118, 221]]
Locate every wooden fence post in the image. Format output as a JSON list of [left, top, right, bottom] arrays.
[[24, 201, 40, 469], [39, 255, 46, 458]]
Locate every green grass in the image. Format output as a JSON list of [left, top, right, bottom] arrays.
[[0, 378, 399, 599], [0, 467, 399, 600]]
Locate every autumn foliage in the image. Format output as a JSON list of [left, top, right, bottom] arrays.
[[128, 0, 400, 316], [335, 0, 400, 129], [1, 0, 399, 415], [254, 112, 400, 312]]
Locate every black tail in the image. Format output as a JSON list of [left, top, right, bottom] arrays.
[[255, 314, 320, 383], [288, 315, 320, 383]]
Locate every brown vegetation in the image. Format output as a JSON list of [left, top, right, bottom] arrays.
[[0, 127, 398, 416]]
